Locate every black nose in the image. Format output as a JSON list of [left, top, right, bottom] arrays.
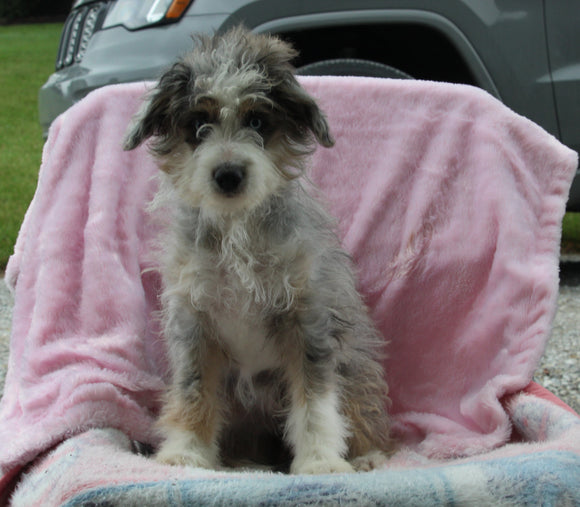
[[212, 163, 246, 196]]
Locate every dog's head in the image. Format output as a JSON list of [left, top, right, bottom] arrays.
[[124, 26, 334, 214]]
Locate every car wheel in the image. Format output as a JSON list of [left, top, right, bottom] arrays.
[[296, 58, 413, 79]]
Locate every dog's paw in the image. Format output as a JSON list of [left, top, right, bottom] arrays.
[[155, 428, 218, 469], [351, 450, 388, 472], [290, 456, 354, 475], [156, 445, 217, 469]]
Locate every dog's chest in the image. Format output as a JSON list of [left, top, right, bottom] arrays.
[[214, 310, 278, 374], [191, 225, 304, 314], [190, 243, 299, 373], [206, 262, 283, 373]]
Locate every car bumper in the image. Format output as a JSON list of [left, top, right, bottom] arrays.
[[39, 13, 228, 137]]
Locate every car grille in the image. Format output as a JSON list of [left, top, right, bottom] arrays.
[[56, 2, 110, 70]]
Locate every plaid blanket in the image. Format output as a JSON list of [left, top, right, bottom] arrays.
[[11, 389, 580, 505]]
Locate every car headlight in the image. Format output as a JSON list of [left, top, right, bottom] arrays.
[[103, 0, 193, 30]]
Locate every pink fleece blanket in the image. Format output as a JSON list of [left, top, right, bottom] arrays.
[[1, 78, 578, 500]]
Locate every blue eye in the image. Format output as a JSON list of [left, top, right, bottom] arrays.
[[246, 115, 265, 132], [249, 117, 262, 130]]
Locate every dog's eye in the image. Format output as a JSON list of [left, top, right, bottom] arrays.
[[245, 114, 266, 133], [249, 117, 262, 130], [183, 113, 213, 145], [190, 113, 212, 140], [193, 114, 209, 131], [194, 118, 206, 131]]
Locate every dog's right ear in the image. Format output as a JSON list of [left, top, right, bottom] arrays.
[[123, 61, 193, 153]]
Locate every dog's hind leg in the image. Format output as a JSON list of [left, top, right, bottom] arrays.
[[339, 355, 393, 471]]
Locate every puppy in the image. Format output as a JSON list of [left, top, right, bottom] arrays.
[[124, 26, 392, 474]]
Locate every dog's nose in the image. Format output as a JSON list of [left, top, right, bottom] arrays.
[[212, 163, 246, 196]]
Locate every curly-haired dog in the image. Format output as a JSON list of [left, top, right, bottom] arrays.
[[124, 26, 392, 474]]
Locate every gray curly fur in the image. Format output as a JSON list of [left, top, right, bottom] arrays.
[[125, 26, 392, 474]]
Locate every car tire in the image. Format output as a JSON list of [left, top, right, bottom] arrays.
[[296, 58, 413, 79]]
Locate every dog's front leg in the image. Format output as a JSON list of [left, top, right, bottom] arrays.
[[156, 308, 226, 469], [286, 388, 354, 474], [283, 329, 354, 474]]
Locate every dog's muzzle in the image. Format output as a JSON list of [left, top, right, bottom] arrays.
[[212, 163, 246, 197]]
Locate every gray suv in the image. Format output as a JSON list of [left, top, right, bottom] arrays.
[[39, 0, 580, 209]]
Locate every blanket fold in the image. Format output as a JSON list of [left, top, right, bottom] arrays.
[[1, 77, 578, 503], [10, 391, 580, 506]]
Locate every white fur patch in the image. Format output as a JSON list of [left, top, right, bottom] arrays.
[[156, 427, 218, 469], [286, 388, 353, 474], [215, 314, 277, 371]]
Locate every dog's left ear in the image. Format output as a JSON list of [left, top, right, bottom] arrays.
[[255, 33, 334, 148], [273, 75, 335, 149]]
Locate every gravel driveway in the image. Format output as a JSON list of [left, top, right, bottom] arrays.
[[1, 262, 579, 413]]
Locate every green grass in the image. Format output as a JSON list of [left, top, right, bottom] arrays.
[[0, 23, 61, 271], [562, 212, 580, 254], [0, 23, 579, 272]]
